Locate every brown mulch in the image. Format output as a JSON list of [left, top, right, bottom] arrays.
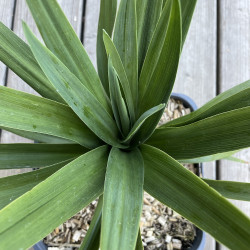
[[43, 98, 198, 250]]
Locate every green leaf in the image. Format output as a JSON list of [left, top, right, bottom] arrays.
[[180, 0, 197, 47], [203, 179, 250, 202], [135, 229, 144, 250], [26, 0, 111, 114], [0, 144, 87, 169], [113, 0, 138, 110], [180, 150, 249, 164], [162, 0, 197, 48], [141, 144, 250, 249], [0, 22, 64, 103], [0, 146, 109, 249], [165, 80, 250, 127], [122, 104, 165, 144], [101, 147, 144, 250], [136, 0, 163, 74], [0, 160, 70, 210], [225, 156, 249, 164], [134, 0, 181, 145], [1, 127, 74, 144], [108, 59, 130, 136], [180, 150, 239, 164], [0, 86, 101, 148], [138, 0, 175, 109], [80, 196, 103, 250], [23, 23, 123, 148], [147, 107, 250, 160], [97, 0, 117, 94], [103, 31, 135, 122]]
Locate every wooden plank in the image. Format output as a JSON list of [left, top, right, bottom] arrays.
[[218, 1, 250, 249], [173, 1, 217, 181], [84, 0, 121, 67], [173, 1, 217, 249], [0, 0, 17, 177], [0, 0, 16, 86], [84, 0, 100, 68], [0, 0, 84, 178]]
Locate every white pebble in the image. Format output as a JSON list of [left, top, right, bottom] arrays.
[[172, 239, 182, 244], [173, 242, 182, 249], [145, 236, 156, 243], [146, 230, 153, 237], [165, 234, 172, 243], [72, 230, 81, 242], [158, 216, 166, 226]]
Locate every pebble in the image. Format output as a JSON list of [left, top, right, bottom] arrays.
[[167, 242, 173, 250], [146, 230, 153, 237], [173, 109, 180, 119], [165, 234, 172, 243], [173, 239, 182, 244], [170, 102, 175, 111], [156, 243, 163, 248], [158, 216, 166, 226], [145, 236, 156, 243], [72, 230, 81, 242], [173, 242, 182, 249], [169, 217, 178, 222]]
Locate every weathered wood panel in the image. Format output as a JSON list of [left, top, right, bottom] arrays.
[[0, 0, 15, 86], [173, 2, 217, 248], [174, 0, 217, 180], [84, 0, 100, 68], [0, 0, 20, 177], [0, 0, 84, 176], [218, 1, 250, 249]]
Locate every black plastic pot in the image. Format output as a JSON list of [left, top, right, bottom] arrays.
[[33, 241, 47, 250], [34, 93, 205, 250], [171, 93, 206, 250]]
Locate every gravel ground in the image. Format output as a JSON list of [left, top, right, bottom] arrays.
[[44, 98, 198, 250]]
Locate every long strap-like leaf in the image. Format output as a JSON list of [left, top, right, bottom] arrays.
[[179, 150, 239, 164], [108, 59, 130, 136], [0, 144, 87, 169], [1, 127, 74, 144], [135, 229, 144, 250], [180, 0, 197, 47], [113, 0, 138, 110], [141, 144, 250, 250], [101, 147, 144, 250], [165, 80, 250, 127], [0, 22, 64, 103], [97, 0, 117, 94], [26, 0, 111, 114], [203, 179, 250, 202], [0, 86, 101, 148], [80, 196, 103, 250], [136, 0, 163, 75], [0, 146, 109, 250], [122, 104, 165, 144], [148, 107, 250, 159], [23, 23, 122, 148], [162, 0, 197, 48], [103, 31, 135, 122], [134, 0, 181, 145], [138, 0, 172, 106], [0, 160, 71, 210]]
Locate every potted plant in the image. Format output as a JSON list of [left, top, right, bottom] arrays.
[[0, 0, 250, 249], [33, 95, 206, 249]]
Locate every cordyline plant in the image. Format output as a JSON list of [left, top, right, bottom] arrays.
[[1, 0, 250, 249]]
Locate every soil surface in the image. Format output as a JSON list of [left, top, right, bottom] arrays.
[[43, 98, 198, 250]]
